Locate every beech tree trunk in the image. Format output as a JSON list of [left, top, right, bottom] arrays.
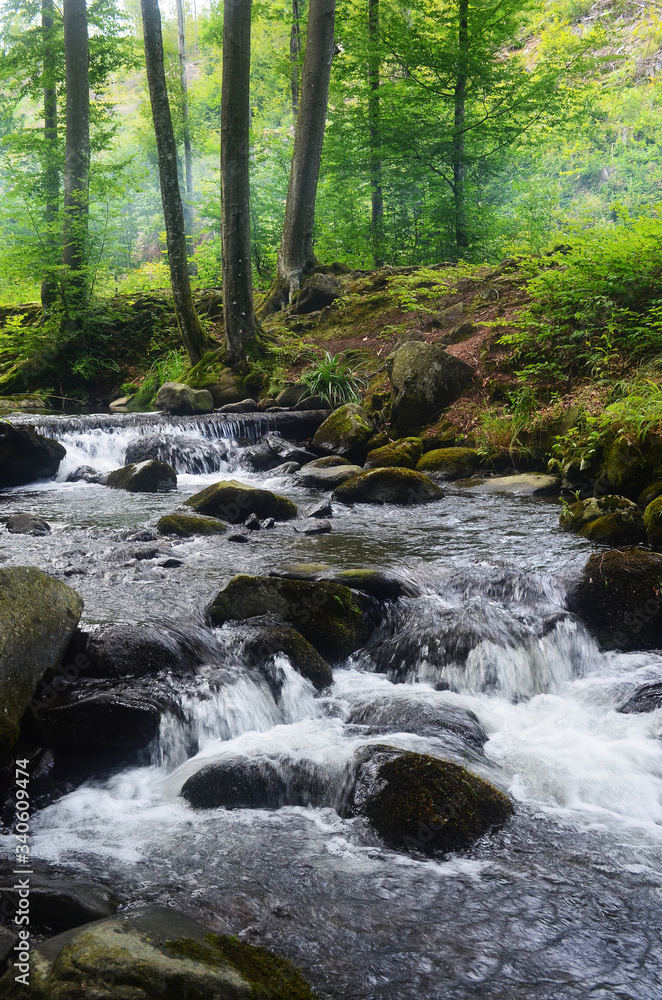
[[368, 0, 384, 268], [262, 0, 336, 313], [41, 0, 59, 310], [175, 0, 194, 242], [453, 0, 469, 251], [221, 0, 256, 363], [141, 0, 209, 365], [62, 0, 89, 310], [290, 0, 302, 119]]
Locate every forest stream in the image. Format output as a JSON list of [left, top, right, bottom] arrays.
[[1, 410, 661, 1000]]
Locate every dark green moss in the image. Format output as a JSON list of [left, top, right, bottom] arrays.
[[416, 447, 480, 477], [157, 513, 227, 537], [579, 512, 645, 545], [185, 480, 298, 522], [364, 437, 423, 470], [362, 751, 513, 856], [332, 466, 444, 505]]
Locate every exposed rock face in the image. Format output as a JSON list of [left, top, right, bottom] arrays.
[[157, 513, 227, 537], [0, 423, 65, 488], [294, 273, 342, 314], [389, 342, 474, 436], [208, 574, 377, 660], [0, 568, 83, 754], [0, 865, 117, 937], [0, 908, 317, 999], [332, 467, 444, 506], [155, 381, 213, 415], [312, 404, 374, 461], [416, 447, 481, 479], [6, 514, 51, 535], [106, 460, 177, 493], [559, 495, 645, 546], [567, 547, 662, 651], [185, 479, 297, 522], [217, 399, 258, 413], [364, 437, 423, 470], [346, 746, 513, 856]]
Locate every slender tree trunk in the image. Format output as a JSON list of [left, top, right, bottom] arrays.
[[368, 0, 384, 268], [141, 0, 209, 366], [290, 0, 302, 119], [261, 0, 336, 314], [175, 0, 194, 242], [62, 0, 89, 311], [453, 0, 469, 251], [41, 0, 59, 310], [221, 0, 256, 364]]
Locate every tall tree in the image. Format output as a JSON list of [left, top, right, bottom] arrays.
[[452, 0, 469, 250], [175, 0, 194, 239], [62, 0, 89, 310], [290, 0, 302, 118], [367, 0, 384, 267], [221, 0, 257, 363], [140, 0, 209, 365], [41, 0, 58, 309], [262, 0, 336, 313]]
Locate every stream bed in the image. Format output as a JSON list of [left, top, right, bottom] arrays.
[[1, 411, 662, 999]]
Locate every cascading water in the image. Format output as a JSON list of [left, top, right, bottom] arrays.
[[1, 409, 662, 999]]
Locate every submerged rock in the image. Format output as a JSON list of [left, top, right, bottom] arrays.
[[389, 342, 474, 436], [416, 447, 481, 479], [6, 513, 51, 535], [364, 437, 423, 470], [567, 547, 662, 651], [106, 460, 177, 493], [560, 495, 645, 546], [156, 381, 213, 415], [332, 467, 444, 506], [0, 423, 65, 488], [182, 754, 324, 810], [346, 697, 487, 751], [209, 574, 377, 660], [0, 908, 318, 999], [0, 568, 83, 754], [312, 403, 374, 461], [185, 479, 297, 523], [347, 747, 513, 856], [157, 512, 227, 537]]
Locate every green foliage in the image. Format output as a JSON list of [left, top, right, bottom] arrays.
[[300, 350, 368, 407], [129, 349, 189, 408]]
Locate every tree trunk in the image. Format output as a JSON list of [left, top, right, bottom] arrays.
[[262, 0, 336, 314], [368, 0, 384, 268], [175, 0, 194, 243], [62, 0, 89, 311], [41, 0, 59, 311], [221, 0, 257, 364], [140, 0, 209, 366], [452, 0, 469, 251], [290, 0, 302, 119]]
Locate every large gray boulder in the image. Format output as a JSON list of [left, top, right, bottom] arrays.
[[185, 479, 297, 522], [297, 463, 363, 489], [0, 568, 83, 754], [390, 342, 474, 436], [0, 908, 317, 999], [312, 403, 374, 461], [0, 423, 65, 488], [156, 381, 213, 415], [294, 273, 341, 314], [106, 460, 177, 493]]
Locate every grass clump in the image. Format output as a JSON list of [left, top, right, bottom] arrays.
[[300, 350, 368, 407]]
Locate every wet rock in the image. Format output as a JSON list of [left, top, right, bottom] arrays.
[[305, 498, 333, 518], [332, 467, 444, 506], [271, 565, 417, 599], [125, 434, 228, 471], [293, 518, 332, 535], [390, 342, 474, 436], [347, 697, 486, 751], [302, 455, 352, 469], [560, 495, 645, 546], [644, 496, 662, 548], [83, 623, 209, 679], [66, 465, 105, 484], [275, 383, 310, 407], [218, 398, 259, 413], [638, 480, 662, 508], [269, 461, 300, 475], [209, 575, 377, 659], [257, 396, 277, 410], [295, 394, 325, 410], [312, 403, 375, 461], [618, 682, 662, 713], [244, 513, 261, 530], [228, 531, 250, 542], [567, 547, 662, 651], [182, 755, 324, 810], [347, 747, 513, 856], [0, 908, 317, 1000], [185, 479, 297, 523], [0, 926, 16, 969], [156, 381, 213, 415], [106, 460, 177, 493], [461, 473, 561, 495], [294, 272, 342, 313], [25, 695, 159, 751], [228, 621, 333, 691], [600, 436, 662, 498], [160, 557, 183, 568], [0, 569, 83, 754], [416, 447, 481, 479], [0, 423, 65, 488], [0, 867, 117, 937], [265, 433, 316, 466], [125, 528, 159, 542], [297, 464, 363, 489], [364, 437, 423, 470], [243, 439, 284, 471], [157, 513, 227, 537], [6, 513, 51, 535], [261, 517, 275, 529]]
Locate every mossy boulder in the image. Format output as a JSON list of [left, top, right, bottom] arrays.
[[271, 564, 419, 599], [0, 908, 318, 999], [364, 437, 423, 470], [416, 447, 481, 479], [566, 547, 662, 651], [644, 496, 662, 548], [208, 575, 376, 660], [297, 463, 363, 489], [600, 436, 662, 498], [559, 495, 645, 545], [349, 747, 513, 856], [332, 467, 444, 506], [156, 382, 213, 415], [237, 622, 333, 690], [0, 422, 65, 488], [311, 403, 374, 461], [300, 455, 352, 470], [157, 513, 227, 537], [389, 342, 474, 436], [638, 480, 662, 507], [183, 350, 247, 407], [185, 480, 297, 523], [0, 568, 83, 754], [106, 460, 177, 493]]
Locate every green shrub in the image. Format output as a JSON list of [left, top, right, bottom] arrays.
[[300, 350, 368, 407]]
